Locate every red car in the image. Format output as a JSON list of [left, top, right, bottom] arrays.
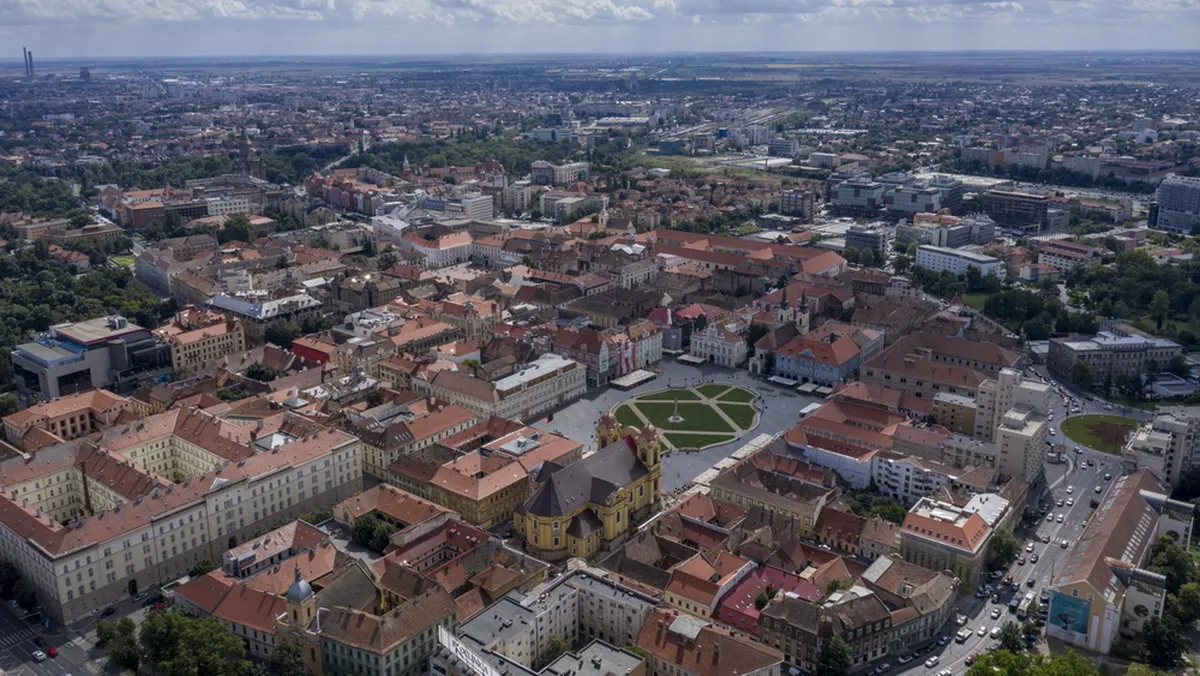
[[47, 647, 57, 658], [964, 655, 975, 666]]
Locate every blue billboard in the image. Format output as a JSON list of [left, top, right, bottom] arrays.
[[1048, 590, 1091, 643]]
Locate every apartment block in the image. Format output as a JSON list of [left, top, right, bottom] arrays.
[[530, 161, 590, 187], [900, 494, 1008, 593], [153, 305, 246, 377], [1124, 405, 1200, 487], [2, 389, 135, 451], [1153, 174, 1200, 234]]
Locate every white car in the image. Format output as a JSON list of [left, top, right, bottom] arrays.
[[1056, 499, 1064, 507], [1049, 429, 1056, 436], [33, 650, 46, 662], [925, 656, 940, 668], [1095, 486, 1103, 494], [991, 627, 1002, 638], [991, 608, 1002, 619], [1067, 498, 1074, 506], [1066, 486, 1074, 494], [977, 626, 987, 636], [1056, 514, 1064, 523], [1026, 543, 1035, 552]]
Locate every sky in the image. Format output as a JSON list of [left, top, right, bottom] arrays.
[[4, 0, 1200, 58]]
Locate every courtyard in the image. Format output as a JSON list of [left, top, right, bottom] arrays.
[[611, 384, 761, 450], [530, 359, 823, 492]]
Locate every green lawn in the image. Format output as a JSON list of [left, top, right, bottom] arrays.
[[1060, 414, 1140, 454], [717, 402, 758, 430], [613, 404, 644, 427], [715, 386, 756, 403], [696, 384, 731, 398], [636, 388, 702, 401], [635, 402, 735, 432], [961, 292, 993, 310], [110, 255, 135, 269], [662, 432, 736, 449]]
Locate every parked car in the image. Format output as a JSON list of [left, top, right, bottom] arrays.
[[924, 656, 939, 668], [33, 651, 46, 662]]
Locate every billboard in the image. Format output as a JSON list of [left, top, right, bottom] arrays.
[[1048, 590, 1091, 644]]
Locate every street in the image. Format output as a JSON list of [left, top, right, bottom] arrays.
[[0, 603, 93, 676]]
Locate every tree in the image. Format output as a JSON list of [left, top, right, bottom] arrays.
[[815, 635, 853, 676], [1139, 614, 1189, 667], [220, 214, 253, 244], [365, 390, 384, 407], [1168, 581, 1200, 626], [13, 581, 35, 609], [350, 514, 381, 549], [140, 611, 249, 676], [967, 649, 1098, 676], [245, 362, 279, 382], [98, 617, 140, 670], [998, 620, 1025, 653], [263, 320, 300, 348], [826, 578, 853, 595], [1150, 289, 1171, 330], [1147, 536, 1194, 594], [1069, 361, 1094, 390], [0, 394, 18, 417], [266, 641, 310, 676], [623, 645, 648, 659], [746, 322, 770, 348], [0, 558, 18, 596], [538, 635, 570, 667], [987, 530, 1021, 568], [189, 559, 218, 578], [369, 521, 393, 553]]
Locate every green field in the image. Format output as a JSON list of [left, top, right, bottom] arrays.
[[663, 433, 736, 449], [608, 385, 760, 450], [696, 383, 731, 398], [717, 403, 757, 429], [613, 404, 644, 427], [716, 387, 756, 403], [1060, 414, 1140, 454], [961, 292, 993, 310], [110, 255, 135, 269], [637, 389, 702, 401], [637, 403, 735, 432]]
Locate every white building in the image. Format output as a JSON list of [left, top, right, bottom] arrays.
[[914, 245, 1006, 280], [422, 354, 587, 421], [399, 231, 474, 269], [872, 455, 960, 506], [689, 320, 748, 368], [1153, 174, 1200, 234]]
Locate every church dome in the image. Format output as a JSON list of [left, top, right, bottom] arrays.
[[286, 564, 313, 603]]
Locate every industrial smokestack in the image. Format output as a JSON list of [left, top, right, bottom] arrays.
[[22, 48, 29, 79], [27, 51, 34, 80]]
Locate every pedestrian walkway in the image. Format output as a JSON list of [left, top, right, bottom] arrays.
[[0, 626, 37, 649]]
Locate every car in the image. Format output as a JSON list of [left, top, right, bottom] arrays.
[[1081, 461, 1088, 469], [1104, 473, 1112, 480], [133, 591, 150, 602], [938, 670, 952, 676], [937, 634, 949, 646], [1042, 535, 1051, 543], [991, 627, 1002, 638], [1056, 499, 1064, 507], [1049, 429, 1056, 436], [1031, 554, 1039, 563], [1061, 539, 1070, 548], [990, 570, 1004, 579], [1045, 513, 1054, 522], [897, 654, 913, 665], [1104, 404, 1113, 411], [992, 607, 1002, 619], [47, 647, 57, 658], [32, 650, 46, 662], [1004, 574, 1014, 586], [1095, 486, 1103, 494], [924, 656, 939, 668], [975, 587, 987, 598], [1017, 556, 1026, 566], [1066, 486, 1074, 494], [100, 607, 116, 618], [991, 594, 1000, 604], [6, 599, 17, 608], [1056, 514, 1064, 523], [877, 663, 891, 672], [977, 626, 987, 636], [965, 655, 977, 666], [1075, 447, 1083, 454], [1067, 497, 1075, 506], [153, 602, 165, 610], [957, 614, 968, 626], [1027, 577, 1037, 588], [1026, 542, 1035, 552]]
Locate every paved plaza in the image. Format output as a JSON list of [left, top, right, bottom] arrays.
[[532, 359, 823, 492]]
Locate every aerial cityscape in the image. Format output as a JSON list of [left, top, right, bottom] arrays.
[[3, 47, 1200, 676]]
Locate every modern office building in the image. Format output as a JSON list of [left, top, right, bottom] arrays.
[[982, 188, 1050, 230], [896, 213, 995, 249], [10, 315, 172, 399], [530, 161, 590, 186], [1152, 174, 1200, 234], [779, 190, 816, 219], [830, 177, 886, 215], [884, 183, 943, 216], [914, 245, 1005, 279], [845, 224, 894, 255]]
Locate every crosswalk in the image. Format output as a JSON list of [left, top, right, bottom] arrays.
[[0, 626, 38, 649]]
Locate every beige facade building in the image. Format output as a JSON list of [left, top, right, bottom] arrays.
[[0, 408, 361, 623], [154, 305, 247, 376], [899, 494, 1008, 593], [3, 389, 135, 450], [420, 354, 587, 421]]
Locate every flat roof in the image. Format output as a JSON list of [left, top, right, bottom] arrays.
[[494, 354, 577, 393], [917, 245, 1001, 264], [54, 316, 146, 345]]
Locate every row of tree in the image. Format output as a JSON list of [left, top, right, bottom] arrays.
[[98, 610, 309, 676]]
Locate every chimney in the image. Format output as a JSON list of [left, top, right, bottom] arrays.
[[27, 51, 34, 79]]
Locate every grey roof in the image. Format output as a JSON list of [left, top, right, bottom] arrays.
[[567, 511, 604, 537], [518, 439, 649, 518]]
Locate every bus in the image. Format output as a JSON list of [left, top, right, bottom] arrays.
[[1017, 593, 1035, 619]]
